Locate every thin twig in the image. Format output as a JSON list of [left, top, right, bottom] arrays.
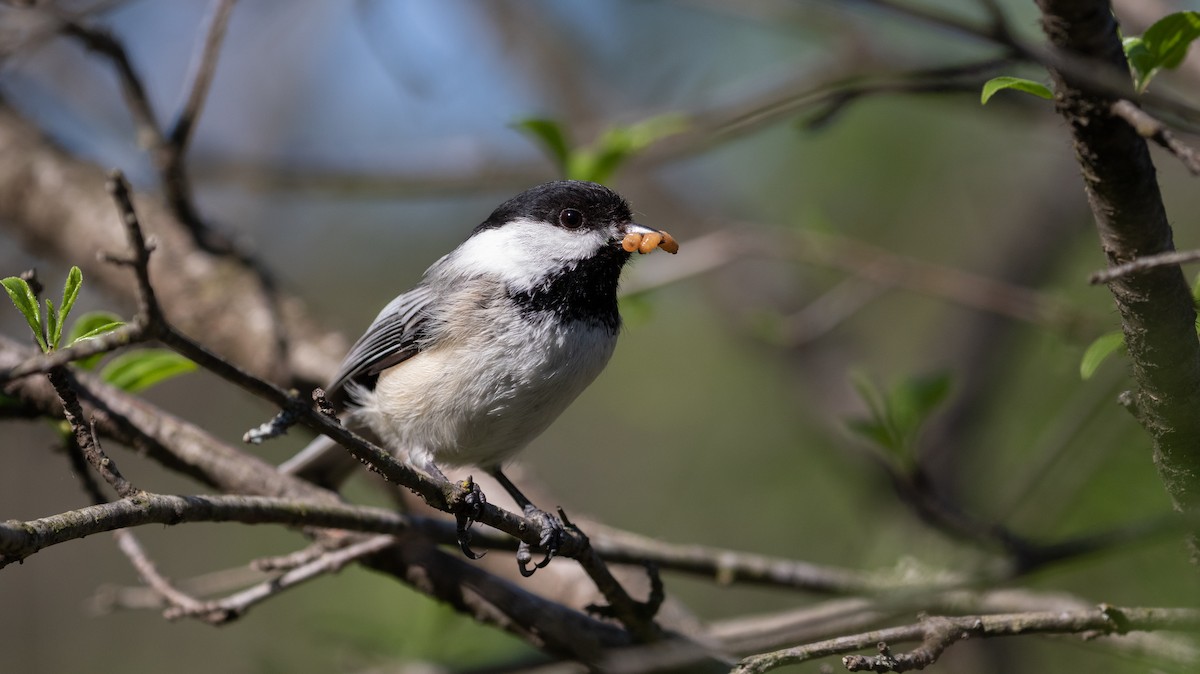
[[112, 529, 208, 617], [59, 20, 161, 147], [104, 171, 162, 325], [165, 534, 396, 624], [90, 565, 269, 613], [733, 606, 1200, 673], [763, 226, 1087, 334], [1110, 100, 1200, 176], [1090, 248, 1200, 285], [45, 365, 137, 498], [252, 537, 348, 572], [167, 0, 236, 150]]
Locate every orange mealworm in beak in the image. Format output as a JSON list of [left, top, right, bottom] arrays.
[[621, 232, 643, 253], [621, 230, 679, 255], [637, 231, 663, 254], [657, 231, 679, 254]]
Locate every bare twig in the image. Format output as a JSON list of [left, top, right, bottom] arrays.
[[801, 58, 1018, 131], [1090, 248, 1200, 285], [733, 606, 1200, 673], [778, 278, 887, 347], [60, 7, 228, 251], [1110, 100, 1200, 176], [713, 588, 1200, 664], [112, 529, 208, 617], [90, 565, 268, 614], [59, 20, 161, 147], [167, 0, 235, 151], [252, 538, 346, 572], [45, 365, 137, 498], [586, 524, 944, 595], [165, 534, 396, 624], [763, 227, 1087, 334]]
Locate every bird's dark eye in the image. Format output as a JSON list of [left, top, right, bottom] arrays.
[[558, 208, 584, 229]]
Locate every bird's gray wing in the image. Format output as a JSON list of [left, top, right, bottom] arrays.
[[327, 284, 436, 400]]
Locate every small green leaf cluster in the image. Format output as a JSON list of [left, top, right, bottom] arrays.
[[1124, 11, 1200, 93], [2, 266, 84, 353], [515, 114, 687, 184], [846, 371, 952, 467], [2, 267, 194, 393]]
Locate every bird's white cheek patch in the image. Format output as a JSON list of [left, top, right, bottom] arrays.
[[452, 219, 610, 288]]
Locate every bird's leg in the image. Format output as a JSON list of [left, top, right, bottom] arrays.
[[414, 454, 486, 559], [487, 467, 564, 576], [451, 475, 488, 560]]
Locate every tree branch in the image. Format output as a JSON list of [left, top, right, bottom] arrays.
[[733, 606, 1200, 673], [1036, 0, 1200, 538], [0, 492, 422, 567]]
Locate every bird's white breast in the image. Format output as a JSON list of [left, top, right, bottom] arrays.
[[352, 286, 617, 470]]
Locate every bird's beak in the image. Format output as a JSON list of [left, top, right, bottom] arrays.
[[619, 223, 679, 255]]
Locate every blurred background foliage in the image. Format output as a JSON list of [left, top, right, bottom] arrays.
[[1, 1, 1199, 672]]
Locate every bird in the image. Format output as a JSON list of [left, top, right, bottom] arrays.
[[280, 180, 678, 575]]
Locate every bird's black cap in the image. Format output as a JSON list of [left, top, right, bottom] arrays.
[[474, 180, 634, 235]]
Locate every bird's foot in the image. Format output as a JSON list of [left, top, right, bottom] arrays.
[[516, 504, 565, 577], [451, 476, 487, 560]]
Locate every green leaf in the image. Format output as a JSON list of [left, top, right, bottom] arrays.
[[1080, 331, 1125, 380], [888, 372, 953, 441], [67, 311, 125, 345], [55, 266, 83, 347], [1124, 37, 1153, 92], [980, 76, 1054, 104], [67, 311, 126, 370], [572, 115, 687, 183], [45, 299, 59, 351], [848, 371, 903, 455], [1124, 12, 1200, 92], [2, 276, 48, 352], [517, 113, 687, 183], [100, 349, 196, 392], [845, 418, 895, 454], [513, 118, 572, 174], [846, 371, 952, 464]]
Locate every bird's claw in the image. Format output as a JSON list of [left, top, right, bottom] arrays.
[[452, 477, 487, 560], [516, 504, 565, 577]]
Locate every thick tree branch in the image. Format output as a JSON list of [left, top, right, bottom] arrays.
[[1036, 0, 1200, 528], [0, 493, 420, 567]]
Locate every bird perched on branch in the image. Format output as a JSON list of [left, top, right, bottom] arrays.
[[281, 180, 678, 575]]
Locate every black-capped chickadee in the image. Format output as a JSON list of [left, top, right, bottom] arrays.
[[281, 180, 677, 575]]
